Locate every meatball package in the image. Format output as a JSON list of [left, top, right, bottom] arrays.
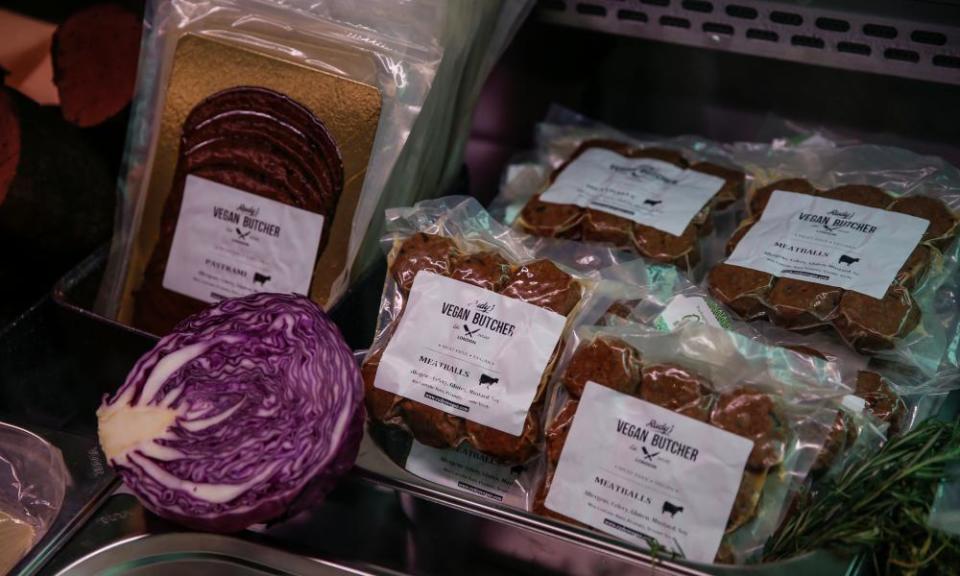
[[362, 196, 640, 482], [753, 323, 960, 438], [532, 322, 846, 565], [709, 140, 960, 376], [490, 111, 747, 278], [595, 263, 956, 439], [95, 0, 446, 335]]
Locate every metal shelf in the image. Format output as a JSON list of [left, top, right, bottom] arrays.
[[537, 0, 960, 85]]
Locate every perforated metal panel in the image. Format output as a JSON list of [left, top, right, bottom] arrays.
[[538, 0, 960, 85]]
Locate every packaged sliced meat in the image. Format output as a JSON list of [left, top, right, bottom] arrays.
[[534, 322, 844, 565], [96, 0, 453, 333], [713, 138, 960, 375], [491, 111, 748, 279], [364, 196, 636, 466]]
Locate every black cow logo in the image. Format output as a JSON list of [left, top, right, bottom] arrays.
[[236, 227, 251, 240], [463, 324, 481, 337], [641, 446, 660, 461], [643, 199, 663, 207], [253, 273, 271, 285], [838, 255, 860, 266], [662, 501, 684, 517], [479, 374, 499, 386]]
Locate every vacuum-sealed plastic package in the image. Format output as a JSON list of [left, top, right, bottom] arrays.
[[363, 196, 638, 472], [0, 423, 69, 573], [533, 323, 845, 564], [95, 0, 447, 335], [708, 140, 960, 376], [490, 110, 747, 279], [594, 263, 957, 438]]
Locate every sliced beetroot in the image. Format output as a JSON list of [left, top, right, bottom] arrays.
[[52, 4, 141, 127]]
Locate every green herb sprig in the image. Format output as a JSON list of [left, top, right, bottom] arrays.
[[764, 419, 960, 575]]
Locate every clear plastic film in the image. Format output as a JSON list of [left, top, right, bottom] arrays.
[[710, 136, 960, 377], [96, 0, 447, 328], [362, 196, 642, 508], [0, 423, 68, 573], [929, 461, 960, 538], [593, 260, 958, 437], [488, 107, 748, 280], [533, 322, 847, 565]]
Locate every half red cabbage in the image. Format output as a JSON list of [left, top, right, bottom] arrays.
[[97, 293, 364, 532]]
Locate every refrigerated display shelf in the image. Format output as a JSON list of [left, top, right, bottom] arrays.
[[537, 0, 960, 85]]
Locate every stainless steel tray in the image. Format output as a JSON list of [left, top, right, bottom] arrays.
[[53, 532, 403, 576]]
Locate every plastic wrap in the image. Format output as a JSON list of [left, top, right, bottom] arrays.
[[594, 263, 957, 437], [96, 0, 447, 331], [0, 423, 68, 573], [489, 109, 747, 279], [709, 139, 960, 376], [929, 461, 960, 537], [533, 323, 846, 564], [362, 196, 640, 478]]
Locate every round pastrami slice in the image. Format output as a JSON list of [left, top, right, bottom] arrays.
[[99, 293, 364, 533]]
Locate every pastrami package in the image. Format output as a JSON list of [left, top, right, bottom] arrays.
[[96, 0, 447, 335]]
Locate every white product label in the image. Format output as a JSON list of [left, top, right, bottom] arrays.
[[162, 175, 324, 303], [727, 191, 927, 299], [656, 295, 729, 331], [405, 441, 526, 507], [540, 148, 724, 236], [375, 272, 566, 436], [842, 394, 867, 413], [545, 382, 752, 562]]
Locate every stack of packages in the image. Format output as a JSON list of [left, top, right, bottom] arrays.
[[359, 110, 960, 565]]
